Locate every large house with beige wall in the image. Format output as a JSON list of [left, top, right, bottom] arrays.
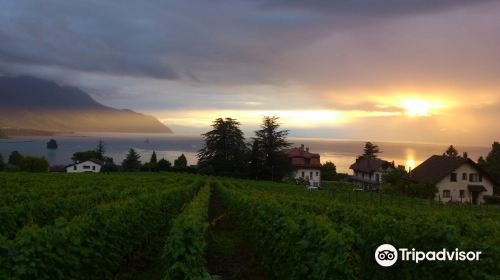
[[409, 155, 496, 204]]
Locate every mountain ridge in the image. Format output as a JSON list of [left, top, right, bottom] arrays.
[[0, 76, 172, 134]]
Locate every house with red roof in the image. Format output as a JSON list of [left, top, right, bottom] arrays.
[[282, 144, 322, 187]]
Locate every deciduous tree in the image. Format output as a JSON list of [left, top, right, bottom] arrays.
[[46, 139, 58, 150], [321, 161, 337, 181], [20, 156, 49, 172], [174, 154, 188, 168], [158, 158, 172, 171], [8, 151, 24, 166]]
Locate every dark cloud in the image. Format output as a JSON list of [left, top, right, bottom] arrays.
[[259, 0, 496, 16]]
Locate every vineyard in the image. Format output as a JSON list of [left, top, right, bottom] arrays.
[[0, 173, 499, 279]]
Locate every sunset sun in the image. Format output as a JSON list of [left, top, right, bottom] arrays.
[[400, 98, 445, 117]]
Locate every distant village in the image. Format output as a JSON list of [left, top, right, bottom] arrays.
[[1, 116, 499, 206]]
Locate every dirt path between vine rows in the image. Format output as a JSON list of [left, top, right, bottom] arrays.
[[207, 187, 267, 280]]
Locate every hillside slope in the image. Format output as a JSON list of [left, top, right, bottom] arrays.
[[0, 76, 172, 134]]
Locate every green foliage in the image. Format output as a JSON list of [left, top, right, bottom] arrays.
[[381, 181, 437, 199], [71, 150, 100, 163], [174, 154, 188, 169], [20, 156, 49, 172], [0, 173, 200, 279], [198, 118, 249, 177], [482, 142, 500, 182], [382, 168, 407, 185], [158, 158, 172, 171], [252, 116, 292, 180], [122, 148, 142, 171], [95, 140, 106, 161], [162, 184, 212, 280], [8, 151, 24, 166], [218, 180, 500, 279], [46, 139, 58, 150], [101, 161, 119, 172], [443, 145, 459, 157], [483, 195, 500, 205], [1, 172, 498, 279], [320, 161, 337, 181], [380, 169, 437, 199], [150, 151, 158, 164], [361, 142, 381, 159], [0, 154, 4, 171]]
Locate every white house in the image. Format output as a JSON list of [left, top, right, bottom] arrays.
[[350, 157, 398, 190], [282, 144, 321, 187], [66, 159, 103, 173], [409, 155, 496, 204]]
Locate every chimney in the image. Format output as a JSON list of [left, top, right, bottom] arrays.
[[306, 147, 309, 152], [463, 152, 468, 159], [300, 144, 304, 151]]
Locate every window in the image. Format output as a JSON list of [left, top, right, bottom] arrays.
[[443, 190, 451, 198], [301, 171, 304, 178], [310, 171, 313, 178], [450, 173, 457, 182], [469, 173, 481, 182], [83, 165, 91, 170], [73, 166, 77, 171], [316, 171, 319, 176], [375, 174, 380, 183], [459, 190, 465, 198], [462, 173, 467, 180], [92, 166, 96, 171]]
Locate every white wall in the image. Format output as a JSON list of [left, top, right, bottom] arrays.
[[435, 163, 494, 204], [292, 168, 321, 187], [353, 170, 388, 184], [66, 161, 102, 173]]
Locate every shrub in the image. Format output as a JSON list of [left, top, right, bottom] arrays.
[[483, 195, 500, 205], [20, 156, 49, 172]]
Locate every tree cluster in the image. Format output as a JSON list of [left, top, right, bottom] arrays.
[[380, 169, 438, 199], [85, 142, 189, 173], [197, 116, 292, 180], [0, 150, 49, 172], [46, 139, 58, 150], [478, 142, 500, 194]]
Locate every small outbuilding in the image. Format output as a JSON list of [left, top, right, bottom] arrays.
[[66, 159, 103, 173]]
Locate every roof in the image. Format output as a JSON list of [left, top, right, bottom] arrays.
[[468, 185, 487, 192], [66, 158, 104, 168], [281, 147, 320, 159], [349, 157, 395, 173], [409, 155, 497, 185]]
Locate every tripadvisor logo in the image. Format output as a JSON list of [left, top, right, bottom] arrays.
[[375, 244, 398, 267], [375, 244, 482, 267]]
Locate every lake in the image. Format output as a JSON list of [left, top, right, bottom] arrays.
[[0, 133, 491, 174]]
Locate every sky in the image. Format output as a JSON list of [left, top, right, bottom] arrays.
[[0, 0, 499, 145]]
